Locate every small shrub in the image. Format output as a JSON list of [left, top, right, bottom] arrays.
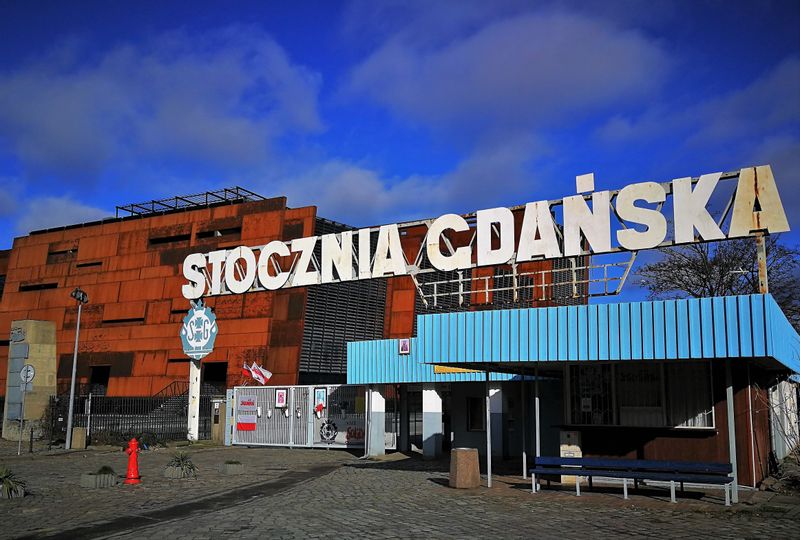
[[166, 451, 198, 479], [96, 465, 116, 476], [0, 466, 26, 499]]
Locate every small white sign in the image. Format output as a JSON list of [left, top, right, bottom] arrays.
[[398, 338, 410, 355], [580, 397, 592, 412], [19, 364, 35, 384]]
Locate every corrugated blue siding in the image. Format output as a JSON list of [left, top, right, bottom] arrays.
[[347, 294, 800, 384], [347, 337, 516, 384], [419, 294, 799, 367]]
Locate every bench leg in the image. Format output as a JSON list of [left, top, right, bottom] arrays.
[[670, 481, 676, 503], [725, 484, 731, 507], [623, 478, 628, 500], [588, 477, 593, 490], [576, 477, 581, 497], [634, 479, 638, 490], [680, 481, 684, 492], [531, 474, 536, 494]]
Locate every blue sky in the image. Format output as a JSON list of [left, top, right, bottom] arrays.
[[0, 1, 798, 301]]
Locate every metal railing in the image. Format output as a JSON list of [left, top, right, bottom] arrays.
[[418, 259, 632, 308], [48, 393, 213, 445]]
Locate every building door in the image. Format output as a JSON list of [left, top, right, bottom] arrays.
[[89, 365, 110, 395], [202, 362, 228, 393]]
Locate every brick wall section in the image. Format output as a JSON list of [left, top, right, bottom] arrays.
[[0, 198, 314, 397]]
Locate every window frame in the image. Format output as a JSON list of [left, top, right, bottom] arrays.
[[564, 361, 716, 430]]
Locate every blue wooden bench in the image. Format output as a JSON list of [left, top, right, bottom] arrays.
[[529, 456, 734, 505]]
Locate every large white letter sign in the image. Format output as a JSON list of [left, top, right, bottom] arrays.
[[615, 182, 667, 250], [180, 165, 791, 298], [321, 231, 354, 282], [358, 228, 372, 279], [729, 165, 790, 237], [182, 253, 207, 300], [207, 250, 227, 295], [257, 241, 291, 290], [476, 207, 515, 266], [290, 236, 319, 287], [563, 191, 611, 257], [426, 214, 472, 271], [517, 201, 561, 261], [372, 224, 407, 278], [224, 247, 257, 294], [673, 173, 725, 244]]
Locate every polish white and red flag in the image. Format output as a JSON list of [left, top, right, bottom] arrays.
[[242, 362, 267, 385], [254, 363, 273, 383]]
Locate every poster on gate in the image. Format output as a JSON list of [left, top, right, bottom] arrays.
[[236, 395, 258, 431], [317, 414, 366, 447]]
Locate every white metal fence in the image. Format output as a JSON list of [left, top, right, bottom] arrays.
[[231, 384, 397, 449]]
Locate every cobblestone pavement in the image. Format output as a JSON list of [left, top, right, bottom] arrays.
[[1, 441, 798, 540]]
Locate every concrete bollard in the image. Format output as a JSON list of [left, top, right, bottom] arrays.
[[449, 448, 480, 489]]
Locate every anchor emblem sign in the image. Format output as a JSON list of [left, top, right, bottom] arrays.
[[180, 300, 218, 360]]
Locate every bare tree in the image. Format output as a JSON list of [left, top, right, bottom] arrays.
[[638, 235, 800, 330]]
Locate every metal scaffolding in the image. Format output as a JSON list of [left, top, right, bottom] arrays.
[[115, 187, 267, 218]]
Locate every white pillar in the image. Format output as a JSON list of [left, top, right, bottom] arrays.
[[367, 385, 386, 457], [490, 385, 503, 458], [187, 359, 201, 441], [725, 359, 739, 503], [422, 384, 443, 459]]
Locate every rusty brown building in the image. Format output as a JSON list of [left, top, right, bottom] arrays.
[[0, 188, 561, 398]]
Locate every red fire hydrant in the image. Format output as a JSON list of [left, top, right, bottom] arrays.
[[124, 437, 141, 485]]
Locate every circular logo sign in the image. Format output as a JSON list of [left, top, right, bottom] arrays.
[[20, 364, 35, 383], [320, 420, 338, 443], [180, 300, 218, 360]]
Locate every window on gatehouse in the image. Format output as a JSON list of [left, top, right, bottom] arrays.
[[567, 362, 714, 429]]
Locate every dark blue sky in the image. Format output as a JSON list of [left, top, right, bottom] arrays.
[[0, 1, 798, 300]]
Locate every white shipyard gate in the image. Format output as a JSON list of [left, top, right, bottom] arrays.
[[231, 384, 397, 449]]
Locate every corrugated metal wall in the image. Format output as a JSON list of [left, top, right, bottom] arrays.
[[347, 337, 515, 384], [348, 294, 800, 384], [415, 294, 799, 370]]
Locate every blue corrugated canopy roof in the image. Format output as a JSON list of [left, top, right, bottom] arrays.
[[415, 294, 800, 373], [347, 294, 800, 385]]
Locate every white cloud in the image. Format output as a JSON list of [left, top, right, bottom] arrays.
[[16, 196, 109, 234], [345, 11, 670, 137], [597, 57, 800, 146], [0, 177, 19, 218], [274, 134, 548, 225], [0, 26, 323, 179]]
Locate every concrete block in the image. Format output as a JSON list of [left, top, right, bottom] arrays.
[[450, 448, 480, 489], [71, 427, 87, 449]]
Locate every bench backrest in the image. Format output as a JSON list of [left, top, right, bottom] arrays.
[[534, 456, 732, 475]]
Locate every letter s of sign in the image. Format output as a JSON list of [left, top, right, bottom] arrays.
[[182, 253, 207, 300], [615, 182, 667, 250]]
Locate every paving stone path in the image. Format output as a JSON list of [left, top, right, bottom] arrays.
[[1, 442, 798, 539]]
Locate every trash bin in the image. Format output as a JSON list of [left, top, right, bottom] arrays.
[[449, 447, 480, 489]]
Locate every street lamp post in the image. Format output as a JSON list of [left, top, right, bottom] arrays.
[[65, 287, 88, 450]]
